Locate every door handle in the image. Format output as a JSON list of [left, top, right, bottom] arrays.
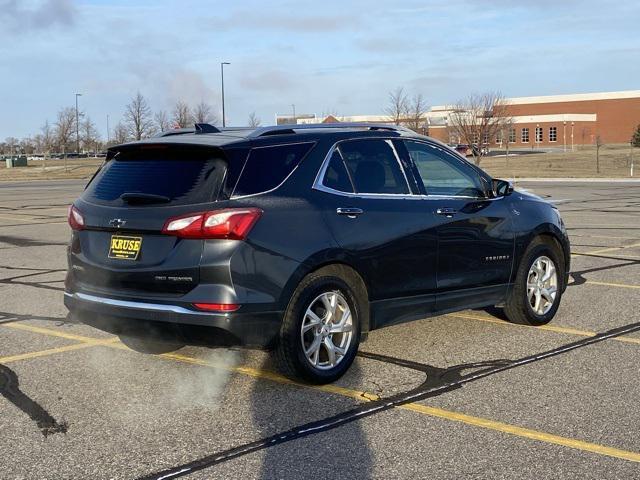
[[336, 207, 364, 218], [436, 207, 457, 217]]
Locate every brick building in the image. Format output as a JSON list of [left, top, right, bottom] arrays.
[[296, 90, 640, 149], [427, 90, 640, 148]]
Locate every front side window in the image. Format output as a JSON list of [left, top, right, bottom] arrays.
[[337, 139, 409, 195], [233, 142, 314, 197], [404, 141, 485, 197], [522, 128, 529, 143]]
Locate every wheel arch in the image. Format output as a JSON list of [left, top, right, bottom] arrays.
[[280, 256, 371, 338], [517, 225, 570, 290]]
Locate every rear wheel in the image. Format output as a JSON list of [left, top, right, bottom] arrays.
[[275, 268, 362, 384], [119, 335, 184, 355], [504, 237, 564, 326]]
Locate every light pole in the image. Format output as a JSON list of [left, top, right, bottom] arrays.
[[563, 121, 567, 152], [220, 62, 230, 127], [536, 123, 540, 150], [106, 114, 110, 145], [75, 93, 82, 153], [291, 104, 296, 124]]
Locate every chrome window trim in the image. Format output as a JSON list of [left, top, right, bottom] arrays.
[[313, 137, 489, 201], [65, 292, 226, 316], [230, 141, 317, 200]]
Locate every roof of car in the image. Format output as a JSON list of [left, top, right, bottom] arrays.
[[108, 123, 424, 152]]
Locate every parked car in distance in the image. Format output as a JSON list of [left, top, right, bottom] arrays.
[[65, 123, 570, 383]]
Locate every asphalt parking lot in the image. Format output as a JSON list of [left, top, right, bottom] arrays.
[[1, 179, 639, 479]]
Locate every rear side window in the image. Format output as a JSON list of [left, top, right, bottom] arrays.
[[232, 142, 314, 197], [84, 147, 227, 206], [338, 139, 409, 194], [322, 150, 354, 193]]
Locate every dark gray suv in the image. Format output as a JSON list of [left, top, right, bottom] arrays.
[[65, 123, 570, 383]]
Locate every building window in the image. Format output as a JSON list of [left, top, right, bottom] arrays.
[[482, 133, 489, 144], [535, 126, 543, 143], [509, 128, 516, 143], [549, 126, 557, 142], [472, 133, 479, 144], [521, 128, 529, 143], [496, 130, 503, 144]]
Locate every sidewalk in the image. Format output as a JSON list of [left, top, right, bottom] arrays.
[[513, 177, 640, 183]]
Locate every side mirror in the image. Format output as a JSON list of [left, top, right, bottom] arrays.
[[492, 178, 514, 197]]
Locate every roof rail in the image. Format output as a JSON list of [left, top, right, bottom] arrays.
[[155, 128, 194, 138], [247, 122, 410, 138]]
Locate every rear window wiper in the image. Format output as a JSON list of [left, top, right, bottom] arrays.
[[119, 192, 171, 204]]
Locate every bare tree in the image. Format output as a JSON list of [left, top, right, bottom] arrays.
[[112, 122, 129, 145], [595, 135, 603, 174], [124, 92, 154, 140], [80, 117, 100, 154], [154, 110, 171, 132], [247, 112, 261, 127], [405, 93, 428, 133], [385, 87, 410, 125], [447, 92, 513, 165], [4, 137, 19, 154], [172, 100, 192, 128], [54, 107, 76, 154], [192, 101, 216, 124]]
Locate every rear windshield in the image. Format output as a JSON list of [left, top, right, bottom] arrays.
[[84, 147, 227, 206], [232, 142, 314, 197]]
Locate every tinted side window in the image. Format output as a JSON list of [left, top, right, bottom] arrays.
[[339, 139, 409, 194], [233, 142, 314, 197], [85, 147, 226, 206], [404, 141, 484, 197], [322, 150, 354, 193]]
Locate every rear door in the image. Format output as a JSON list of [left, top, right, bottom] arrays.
[[401, 140, 514, 310], [315, 138, 438, 326], [71, 144, 231, 296]]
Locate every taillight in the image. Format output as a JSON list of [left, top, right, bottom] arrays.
[[162, 208, 262, 240], [68, 205, 85, 230], [193, 303, 240, 312]]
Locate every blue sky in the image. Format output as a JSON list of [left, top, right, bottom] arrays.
[[1, 0, 639, 139]]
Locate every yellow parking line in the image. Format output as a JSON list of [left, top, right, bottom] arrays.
[[3, 322, 640, 463], [586, 280, 640, 290], [586, 242, 640, 256], [4, 322, 109, 343], [447, 313, 640, 346], [0, 338, 119, 364], [400, 404, 640, 463]]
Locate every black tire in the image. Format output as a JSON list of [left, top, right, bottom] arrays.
[[119, 335, 184, 355], [504, 236, 565, 326], [275, 266, 363, 384]]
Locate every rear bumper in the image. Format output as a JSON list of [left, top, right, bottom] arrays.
[[64, 291, 282, 348]]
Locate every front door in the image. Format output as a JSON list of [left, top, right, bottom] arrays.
[[401, 140, 514, 311]]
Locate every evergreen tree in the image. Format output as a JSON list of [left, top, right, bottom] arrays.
[[632, 124, 640, 147]]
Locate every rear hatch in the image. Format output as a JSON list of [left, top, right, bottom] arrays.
[[69, 144, 240, 297]]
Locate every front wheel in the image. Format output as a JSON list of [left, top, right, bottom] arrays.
[[504, 237, 565, 326], [275, 270, 362, 384]]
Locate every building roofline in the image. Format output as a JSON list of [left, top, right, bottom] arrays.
[[431, 90, 640, 110]]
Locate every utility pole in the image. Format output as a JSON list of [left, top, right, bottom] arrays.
[[75, 93, 82, 153], [221, 62, 230, 127]]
